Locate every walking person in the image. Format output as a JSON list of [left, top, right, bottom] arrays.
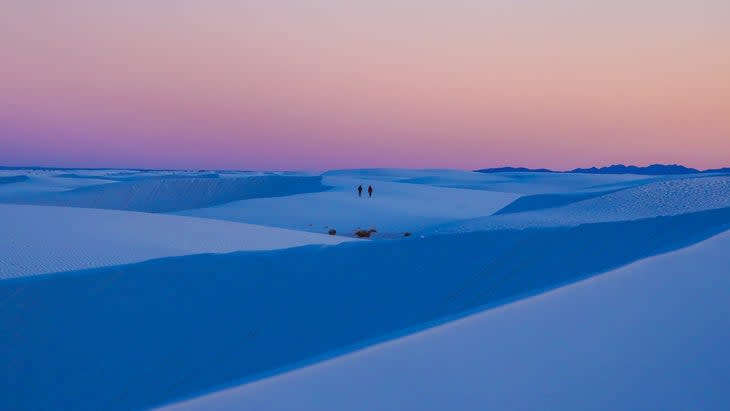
[[357, 185, 363, 197], [368, 185, 373, 198]]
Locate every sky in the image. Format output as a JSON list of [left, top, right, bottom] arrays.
[[1, 1, 728, 170]]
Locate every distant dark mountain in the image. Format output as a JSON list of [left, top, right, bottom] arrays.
[[476, 167, 554, 173], [476, 163, 730, 175], [569, 164, 700, 175], [704, 167, 730, 174]]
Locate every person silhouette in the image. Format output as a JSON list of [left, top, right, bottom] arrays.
[[357, 185, 363, 197], [368, 185, 373, 198]]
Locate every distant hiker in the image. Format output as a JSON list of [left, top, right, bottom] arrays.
[[357, 185, 363, 197], [368, 185, 373, 198]]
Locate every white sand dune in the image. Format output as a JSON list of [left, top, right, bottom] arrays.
[[2, 205, 728, 411], [326, 168, 655, 193], [0, 174, 115, 200], [165, 229, 730, 411], [179, 176, 520, 235], [4, 175, 327, 212], [1, 167, 728, 410], [0, 204, 351, 279], [435, 175, 730, 233]]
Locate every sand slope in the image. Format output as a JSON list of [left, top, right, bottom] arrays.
[[179, 175, 520, 235], [0, 204, 351, 279], [435, 175, 730, 233], [166, 229, 730, 411]]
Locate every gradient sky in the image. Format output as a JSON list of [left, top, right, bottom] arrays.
[[1, 1, 728, 170]]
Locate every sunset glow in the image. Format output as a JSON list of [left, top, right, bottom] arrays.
[[2, 1, 729, 170]]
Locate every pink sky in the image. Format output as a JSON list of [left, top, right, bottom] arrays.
[[1, 1, 728, 170]]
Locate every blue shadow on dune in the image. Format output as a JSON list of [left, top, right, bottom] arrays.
[[1, 206, 730, 410], [492, 189, 622, 215], [0, 175, 29, 185]]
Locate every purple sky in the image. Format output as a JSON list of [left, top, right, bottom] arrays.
[[1, 1, 729, 170]]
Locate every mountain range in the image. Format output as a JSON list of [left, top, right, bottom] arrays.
[[477, 164, 730, 175]]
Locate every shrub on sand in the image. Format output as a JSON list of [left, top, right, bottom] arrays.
[[355, 228, 377, 238], [328, 228, 337, 235]]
